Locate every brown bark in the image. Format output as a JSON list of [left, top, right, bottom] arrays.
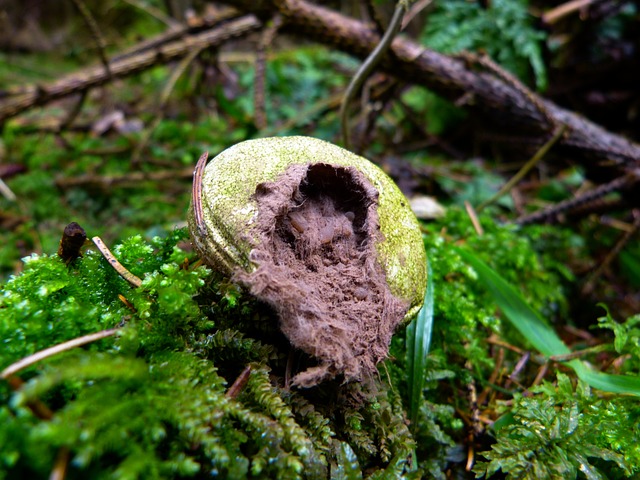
[[0, 15, 261, 123], [2, 0, 639, 182], [228, 0, 640, 176]]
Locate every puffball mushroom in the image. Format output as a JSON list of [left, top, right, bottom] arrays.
[[188, 136, 427, 387]]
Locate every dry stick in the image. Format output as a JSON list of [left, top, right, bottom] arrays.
[[69, 0, 112, 78], [225, 366, 253, 398], [600, 215, 639, 234], [582, 209, 640, 295], [91, 236, 143, 288], [121, 0, 183, 29], [132, 46, 205, 163], [237, 0, 640, 170], [0, 15, 261, 123], [464, 200, 484, 236], [1, 328, 120, 380], [0, 177, 17, 202], [401, 0, 433, 30], [477, 347, 504, 407], [112, 6, 242, 63], [254, 15, 283, 130], [515, 170, 640, 225], [549, 345, 609, 362], [49, 447, 71, 480], [508, 352, 531, 384], [339, 0, 408, 150], [55, 167, 195, 189], [542, 0, 597, 24], [461, 52, 556, 130], [530, 361, 550, 388], [465, 377, 478, 471], [2, 327, 119, 480], [477, 124, 568, 212], [192, 152, 209, 239], [59, 90, 88, 131], [486, 335, 527, 356]]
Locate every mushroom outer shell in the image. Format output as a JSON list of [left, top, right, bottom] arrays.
[[187, 136, 427, 323]]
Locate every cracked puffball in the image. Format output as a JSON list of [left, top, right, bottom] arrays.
[[187, 136, 427, 387]]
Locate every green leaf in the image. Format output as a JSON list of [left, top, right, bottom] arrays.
[[406, 260, 434, 432], [456, 247, 640, 396]]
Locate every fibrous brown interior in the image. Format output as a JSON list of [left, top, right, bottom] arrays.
[[234, 163, 408, 387]]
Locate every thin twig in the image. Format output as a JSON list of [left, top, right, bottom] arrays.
[[549, 345, 609, 362], [226, 366, 252, 398], [542, 0, 597, 25], [515, 170, 640, 225], [339, 0, 408, 150], [402, 0, 433, 29], [133, 46, 205, 163], [254, 15, 283, 130], [582, 209, 640, 295], [465, 378, 478, 471], [0, 15, 261, 123], [92, 236, 143, 287], [464, 201, 484, 236], [59, 90, 88, 131], [508, 352, 531, 383], [486, 335, 527, 355], [1, 328, 120, 379], [121, 0, 183, 29], [193, 152, 209, 239], [49, 447, 71, 480], [477, 124, 567, 212], [477, 347, 504, 407], [460, 51, 556, 129], [55, 167, 195, 189], [0, 177, 17, 202], [530, 361, 550, 387], [69, 0, 112, 78]]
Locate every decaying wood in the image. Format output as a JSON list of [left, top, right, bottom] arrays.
[[225, 0, 640, 175], [2, 0, 639, 187], [0, 14, 261, 124]]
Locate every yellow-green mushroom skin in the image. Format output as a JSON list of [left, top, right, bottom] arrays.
[[188, 136, 427, 386]]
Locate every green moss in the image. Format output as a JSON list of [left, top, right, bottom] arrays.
[[475, 373, 638, 479], [0, 229, 417, 478], [1, 205, 632, 478]]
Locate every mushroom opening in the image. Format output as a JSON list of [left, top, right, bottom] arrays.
[[276, 163, 371, 268], [235, 163, 408, 387]]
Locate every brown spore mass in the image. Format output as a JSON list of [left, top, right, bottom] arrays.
[[235, 163, 408, 387]]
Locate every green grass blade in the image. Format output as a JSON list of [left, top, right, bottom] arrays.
[[406, 260, 434, 431], [455, 247, 640, 396], [569, 361, 640, 396], [455, 247, 569, 357]]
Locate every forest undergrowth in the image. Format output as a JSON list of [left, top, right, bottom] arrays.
[[1, 1, 640, 478]]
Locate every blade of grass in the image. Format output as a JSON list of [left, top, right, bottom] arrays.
[[455, 247, 640, 396], [406, 259, 434, 431]]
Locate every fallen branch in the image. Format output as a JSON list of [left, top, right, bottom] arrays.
[[228, 0, 640, 174], [0, 15, 261, 123], [54, 167, 194, 189]]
